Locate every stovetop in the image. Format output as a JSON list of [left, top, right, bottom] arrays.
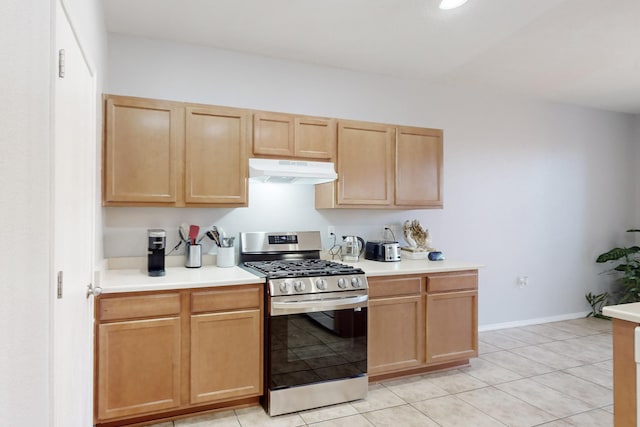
[[243, 259, 364, 279], [239, 231, 368, 296]]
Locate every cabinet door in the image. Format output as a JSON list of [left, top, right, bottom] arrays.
[[426, 290, 478, 364], [337, 121, 395, 205], [253, 112, 294, 157], [294, 117, 335, 160], [190, 309, 262, 404], [368, 295, 424, 375], [97, 317, 181, 420], [395, 126, 443, 207], [185, 106, 248, 205], [612, 319, 638, 427], [104, 96, 182, 204]]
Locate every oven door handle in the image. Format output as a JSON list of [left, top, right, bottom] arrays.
[[270, 294, 368, 316]]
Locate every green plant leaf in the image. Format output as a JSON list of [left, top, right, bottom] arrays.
[[597, 247, 640, 262]]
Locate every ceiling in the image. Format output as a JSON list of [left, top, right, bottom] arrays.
[[103, 0, 640, 114]]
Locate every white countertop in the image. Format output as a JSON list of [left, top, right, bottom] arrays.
[[100, 265, 263, 293], [99, 258, 483, 293], [603, 302, 640, 323], [345, 259, 483, 277]]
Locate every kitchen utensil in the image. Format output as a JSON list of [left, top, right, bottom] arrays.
[[211, 226, 221, 247], [341, 235, 365, 262], [179, 223, 189, 242], [206, 230, 219, 246], [221, 236, 235, 248], [188, 225, 200, 245]]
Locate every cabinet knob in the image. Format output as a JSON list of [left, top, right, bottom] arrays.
[[86, 283, 103, 299]]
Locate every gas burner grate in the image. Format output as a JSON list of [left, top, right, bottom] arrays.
[[244, 259, 364, 278]]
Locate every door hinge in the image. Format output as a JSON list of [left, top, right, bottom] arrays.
[[58, 49, 65, 78], [57, 271, 63, 299]]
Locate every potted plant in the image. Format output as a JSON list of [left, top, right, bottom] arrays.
[[588, 229, 640, 318]]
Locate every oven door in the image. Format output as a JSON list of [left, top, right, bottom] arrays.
[[267, 291, 368, 391]]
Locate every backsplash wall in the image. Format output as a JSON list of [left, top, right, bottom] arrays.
[[104, 182, 443, 258]]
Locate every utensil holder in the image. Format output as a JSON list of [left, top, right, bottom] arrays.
[[185, 243, 202, 268], [216, 246, 235, 268]]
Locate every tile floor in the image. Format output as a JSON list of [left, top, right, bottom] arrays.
[[149, 317, 614, 427]]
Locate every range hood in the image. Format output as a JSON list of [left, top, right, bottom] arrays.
[[249, 158, 337, 184]]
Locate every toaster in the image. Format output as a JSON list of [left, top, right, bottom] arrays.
[[365, 240, 401, 262]]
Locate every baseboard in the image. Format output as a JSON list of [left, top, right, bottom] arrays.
[[478, 311, 590, 332]]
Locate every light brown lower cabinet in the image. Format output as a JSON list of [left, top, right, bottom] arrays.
[[611, 318, 637, 427], [367, 270, 478, 380], [94, 284, 263, 426], [97, 317, 182, 420], [426, 290, 478, 364], [190, 309, 262, 404], [368, 275, 424, 376]]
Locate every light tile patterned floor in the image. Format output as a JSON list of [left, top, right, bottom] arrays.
[[149, 317, 613, 427]]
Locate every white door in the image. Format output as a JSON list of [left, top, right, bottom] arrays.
[[52, 1, 96, 426]]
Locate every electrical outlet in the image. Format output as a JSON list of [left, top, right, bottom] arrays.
[[327, 226, 335, 238], [517, 276, 528, 288], [382, 224, 395, 240]]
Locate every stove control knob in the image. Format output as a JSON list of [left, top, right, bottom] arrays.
[[337, 278, 347, 289], [351, 277, 362, 288], [315, 279, 327, 290], [294, 280, 306, 292], [279, 282, 291, 294]]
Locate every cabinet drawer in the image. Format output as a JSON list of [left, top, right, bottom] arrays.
[[369, 275, 423, 298], [427, 271, 478, 293], [98, 293, 181, 321], [191, 285, 262, 314]]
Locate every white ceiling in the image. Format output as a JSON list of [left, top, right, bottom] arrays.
[[103, 0, 640, 114]]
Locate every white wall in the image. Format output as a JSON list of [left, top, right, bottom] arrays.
[[0, 1, 106, 425], [635, 115, 640, 226], [106, 34, 637, 326], [0, 1, 52, 425]]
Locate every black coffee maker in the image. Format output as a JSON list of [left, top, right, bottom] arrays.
[[147, 229, 166, 277]]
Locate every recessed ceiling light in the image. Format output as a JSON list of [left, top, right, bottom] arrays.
[[439, 0, 468, 10]]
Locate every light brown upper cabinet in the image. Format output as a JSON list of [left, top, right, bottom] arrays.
[[185, 106, 248, 205], [253, 112, 335, 160], [321, 120, 395, 207], [103, 96, 183, 204], [104, 94, 442, 209], [395, 126, 443, 208], [316, 121, 443, 209], [103, 95, 249, 207]]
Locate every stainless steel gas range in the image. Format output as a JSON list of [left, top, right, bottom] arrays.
[[239, 231, 368, 416]]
